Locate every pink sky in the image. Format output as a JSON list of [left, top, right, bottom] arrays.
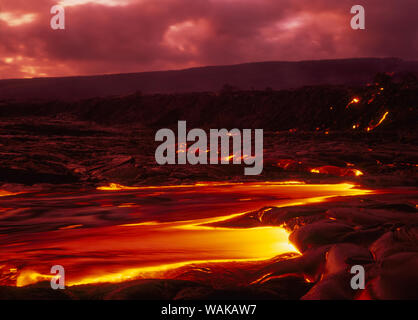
[[0, 0, 417, 79]]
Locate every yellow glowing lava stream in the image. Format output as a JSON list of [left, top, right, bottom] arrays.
[[13, 182, 372, 287], [367, 111, 389, 132]]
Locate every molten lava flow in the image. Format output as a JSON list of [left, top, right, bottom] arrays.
[[58, 224, 83, 230], [0, 190, 22, 197], [1, 181, 372, 287], [346, 97, 360, 109], [275, 159, 300, 169], [310, 166, 364, 177], [354, 170, 364, 176], [97, 181, 237, 191], [367, 111, 389, 132], [16, 271, 54, 287], [67, 225, 298, 286]]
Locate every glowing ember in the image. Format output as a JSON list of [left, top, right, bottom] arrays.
[[346, 97, 360, 109], [353, 169, 363, 176], [275, 159, 298, 169], [367, 111, 389, 132], [310, 166, 364, 177], [0, 190, 22, 197], [58, 224, 83, 230]]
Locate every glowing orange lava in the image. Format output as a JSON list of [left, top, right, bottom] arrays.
[[0, 190, 22, 197], [310, 166, 364, 177], [97, 181, 237, 191], [346, 97, 360, 109], [1, 182, 372, 287], [367, 111, 389, 132]]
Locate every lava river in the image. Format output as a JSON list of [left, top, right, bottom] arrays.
[[0, 182, 372, 287]]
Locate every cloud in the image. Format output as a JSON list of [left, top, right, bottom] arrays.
[[0, 0, 417, 79]]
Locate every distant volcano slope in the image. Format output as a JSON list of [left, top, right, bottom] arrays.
[[0, 58, 417, 101], [1, 71, 417, 134]]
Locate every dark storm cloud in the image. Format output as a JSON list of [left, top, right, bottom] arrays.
[[0, 0, 416, 78]]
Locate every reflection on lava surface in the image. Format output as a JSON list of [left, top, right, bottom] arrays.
[[0, 182, 371, 287]]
